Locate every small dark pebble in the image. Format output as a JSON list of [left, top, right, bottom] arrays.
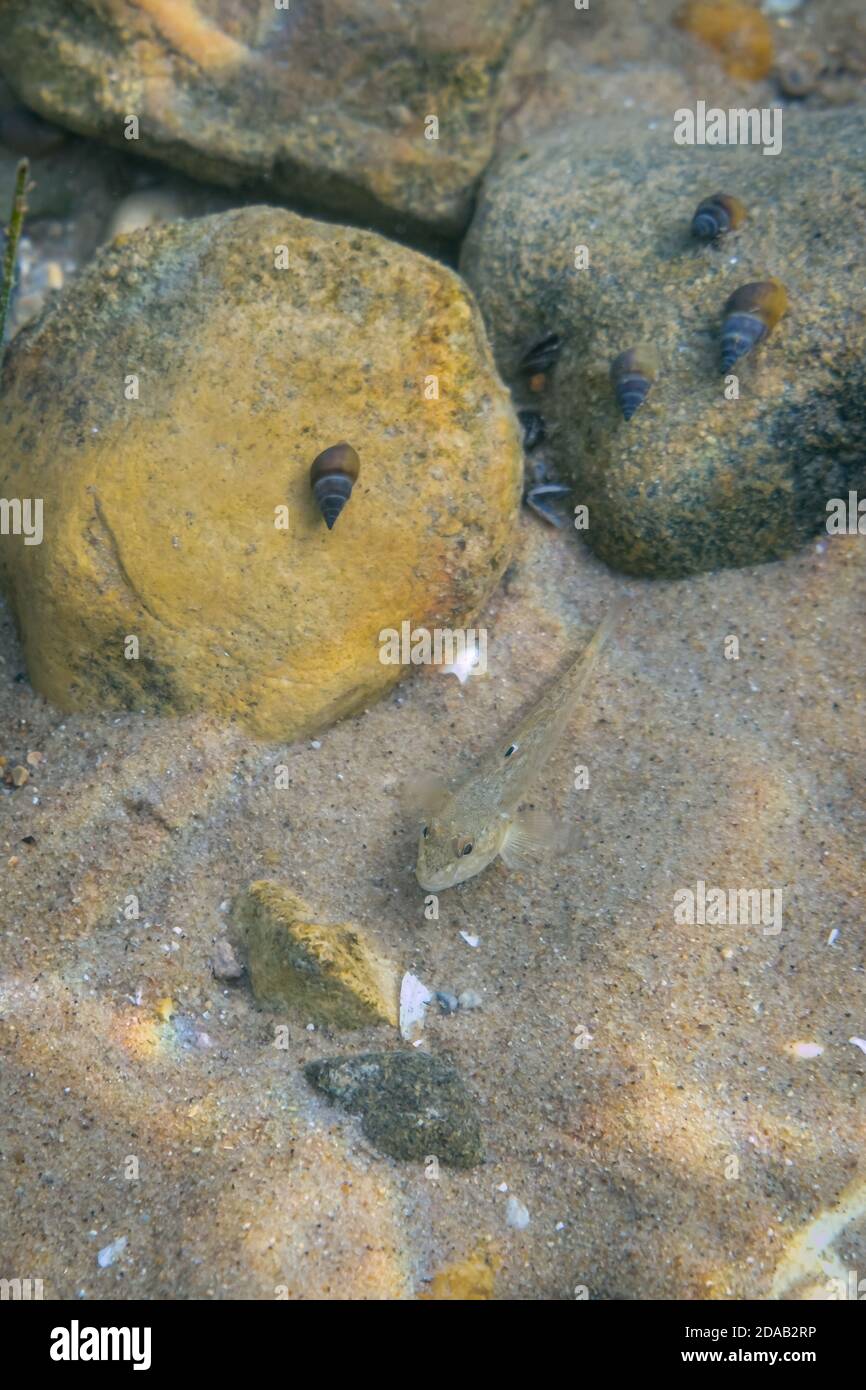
[[436, 989, 459, 1014]]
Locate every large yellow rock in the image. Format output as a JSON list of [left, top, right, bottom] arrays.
[[0, 207, 522, 737]]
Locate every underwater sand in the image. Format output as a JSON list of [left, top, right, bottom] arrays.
[[1, 0, 864, 1303], [2, 520, 863, 1299]]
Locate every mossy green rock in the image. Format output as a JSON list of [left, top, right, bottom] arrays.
[[305, 1051, 484, 1167], [234, 881, 399, 1029], [461, 108, 866, 577]]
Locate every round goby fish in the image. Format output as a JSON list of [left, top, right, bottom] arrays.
[[415, 602, 623, 891]]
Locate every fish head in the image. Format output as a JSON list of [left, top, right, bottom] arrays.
[[415, 811, 509, 891]]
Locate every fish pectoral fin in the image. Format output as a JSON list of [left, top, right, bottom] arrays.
[[499, 809, 559, 872]]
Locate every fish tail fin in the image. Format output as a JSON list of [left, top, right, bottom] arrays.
[[589, 595, 627, 655], [565, 596, 626, 701]]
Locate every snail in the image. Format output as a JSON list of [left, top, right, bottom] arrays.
[[517, 408, 546, 452], [520, 332, 561, 375], [609, 345, 660, 421], [691, 192, 746, 240], [519, 331, 562, 392], [310, 442, 360, 529], [720, 279, 787, 372], [524, 480, 572, 527]]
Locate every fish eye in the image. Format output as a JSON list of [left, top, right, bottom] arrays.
[[454, 836, 474, 857], [504, 743, 518, 758], [422, 825, 429, 840]]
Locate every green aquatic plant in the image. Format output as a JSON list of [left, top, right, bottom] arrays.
[[0, 158, 29, 354]]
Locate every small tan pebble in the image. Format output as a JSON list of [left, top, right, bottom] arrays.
[[45, 262, 65, 291], [106, 190, 186, 241], [10, 766, 29, 787], [0, 756, 6, 768], [25, 751, 43, 766], [10, 294, 46, 333], [7, 856, 20, 868], [211, 938, 244, 980], [386, 104, 413, 125]]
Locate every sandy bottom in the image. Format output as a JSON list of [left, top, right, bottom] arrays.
[[1, 515, 863, 1299]]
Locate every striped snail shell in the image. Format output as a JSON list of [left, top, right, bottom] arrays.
[[609, 345, 660, 421], [691, 192, 746, 239], [310, 442, 360, 529], [720, 279, 787, 372], [519, 331, 562, 376], [517, 408, 545, 452]]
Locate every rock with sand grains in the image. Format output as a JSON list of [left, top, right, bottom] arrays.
[[233, 881, 399, 1028], [461, 108, 866, 577], [0, 0, 539, 241], [305, 1050, 484, 1167], [0, 207, 522, 735]]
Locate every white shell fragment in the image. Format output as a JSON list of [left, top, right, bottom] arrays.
[[399, 972, 433, 1041], [441, 638, 484, 684], [506, 1195, 530, 1230], [97, 1235, 128, 1268]]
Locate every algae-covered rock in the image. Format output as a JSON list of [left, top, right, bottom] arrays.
[[461, 107, 866, 577], [234, 881, 398, 1028], [305, 1051, 484, 1167], [0, 0, 538, 241], [0, 206, 522, 735]]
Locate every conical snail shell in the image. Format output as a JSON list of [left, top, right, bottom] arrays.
[[310, 442, 360, 529], [721, 279, 787, 372], [517, 408, 545, 452], [692, 192, 746, 239], [520, 331, 562, 375], [610, 345, 660, 421]]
